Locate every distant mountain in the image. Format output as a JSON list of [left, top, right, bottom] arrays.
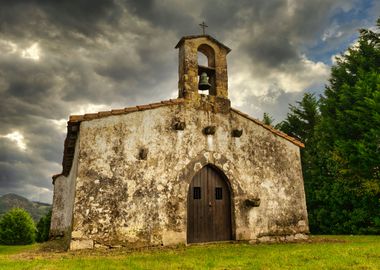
[[0, 193, 51, 222]]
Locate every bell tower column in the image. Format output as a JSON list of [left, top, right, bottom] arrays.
[[177, 40, 199, 100]]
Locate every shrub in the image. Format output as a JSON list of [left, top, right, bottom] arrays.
[[36, 210, 51, 242], [0, 208, 36, 245]]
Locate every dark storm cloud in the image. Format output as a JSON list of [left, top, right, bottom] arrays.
[[0, 0, 181, 202], [123, 0, 197, 34], [0, 0, 379, 203], [0, 115, 62, 202], [25, 117, 65, 162], [0, 139, 30, 164], [0, 0, 121, 38], [0, 56, 66, 119], [3, 60, 55, 101], [234, 0, 356, 69], [0, 137, 56, 190], [243, 36, 299, 68]]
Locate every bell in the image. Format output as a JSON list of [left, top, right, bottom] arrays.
[[198, 72, 211, 90]]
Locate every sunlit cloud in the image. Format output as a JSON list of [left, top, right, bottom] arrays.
[[21, 42, 40, 60], [275, 56, 330, 93], [71, 103, 110, 115], [1, 131, 27, 151], [0, 39, 18, 54], [50, 118, 68, 133], [229, 55, 329, 110], [26, 185, 53, 203]]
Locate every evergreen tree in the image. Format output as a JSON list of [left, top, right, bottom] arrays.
[[316, 18, 380, 234], [277, 93, 320, 143], [36, 210, 51, 242], [278, 18, 380, 234], [262, 112, 274, 126]]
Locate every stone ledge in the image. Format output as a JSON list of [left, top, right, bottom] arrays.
[[249, 233, 309, 244]]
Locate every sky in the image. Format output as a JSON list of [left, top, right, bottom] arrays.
[[0, 0, 379, 203]]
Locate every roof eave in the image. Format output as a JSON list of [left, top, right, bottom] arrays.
[[231, 108, 304, 148]]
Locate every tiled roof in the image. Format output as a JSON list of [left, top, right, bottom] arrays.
[[69, 99, 185, 123], [52, 98, 303, 182], [231, 108, 304, 148]]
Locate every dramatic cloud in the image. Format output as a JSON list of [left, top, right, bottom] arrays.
[[0, 0, 379, 203]]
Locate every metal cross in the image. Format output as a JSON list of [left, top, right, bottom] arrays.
[[199, 21, 208, 35]]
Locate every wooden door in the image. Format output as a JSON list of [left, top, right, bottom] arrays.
[[187, 165, 232, 243]]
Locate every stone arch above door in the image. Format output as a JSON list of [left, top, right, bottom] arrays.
[[178, 151, 244, 198]]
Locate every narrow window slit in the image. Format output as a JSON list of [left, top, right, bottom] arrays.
[[193, 187, 201, 199], [215, 187, 223, 200]]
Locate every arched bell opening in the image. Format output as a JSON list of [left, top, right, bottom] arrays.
[[187, 164, 233, 243], [197, 52, 208, 67], [197, 44, 216, 96]]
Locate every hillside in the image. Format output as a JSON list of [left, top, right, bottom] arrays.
[[0, 194, 51, 222]]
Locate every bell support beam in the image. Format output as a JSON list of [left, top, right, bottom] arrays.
[[198, 65, 215, 75]]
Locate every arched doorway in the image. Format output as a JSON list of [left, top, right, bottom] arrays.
[[187, 165, 232, 243]]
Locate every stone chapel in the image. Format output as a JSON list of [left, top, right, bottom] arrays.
[[50, 34, 309, 250]]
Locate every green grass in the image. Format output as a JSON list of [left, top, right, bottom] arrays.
[[0, 244, 39, 255], [0, 236, 379, 269]]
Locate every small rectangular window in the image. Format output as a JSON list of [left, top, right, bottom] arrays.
[[193, 187, 201, 199], [215, 187, 223, 200]]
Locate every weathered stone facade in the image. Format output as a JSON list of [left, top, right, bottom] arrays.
[[51, 35, 309, 250]]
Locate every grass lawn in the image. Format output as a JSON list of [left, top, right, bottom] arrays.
[[0, 236, 379, 269]]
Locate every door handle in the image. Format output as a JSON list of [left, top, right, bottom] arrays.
[[209, 201, 212, 207]]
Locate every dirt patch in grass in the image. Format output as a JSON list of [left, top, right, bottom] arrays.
[[308, 236, 347, 243], [10, 240, 190, 260]]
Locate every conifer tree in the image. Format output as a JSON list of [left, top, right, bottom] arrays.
[[262, 112, 274, 126], [316, 18, 380, 234], [278, 18, 380, 233]]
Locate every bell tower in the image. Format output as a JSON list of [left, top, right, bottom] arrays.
[[175, 34, 231, 112]]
